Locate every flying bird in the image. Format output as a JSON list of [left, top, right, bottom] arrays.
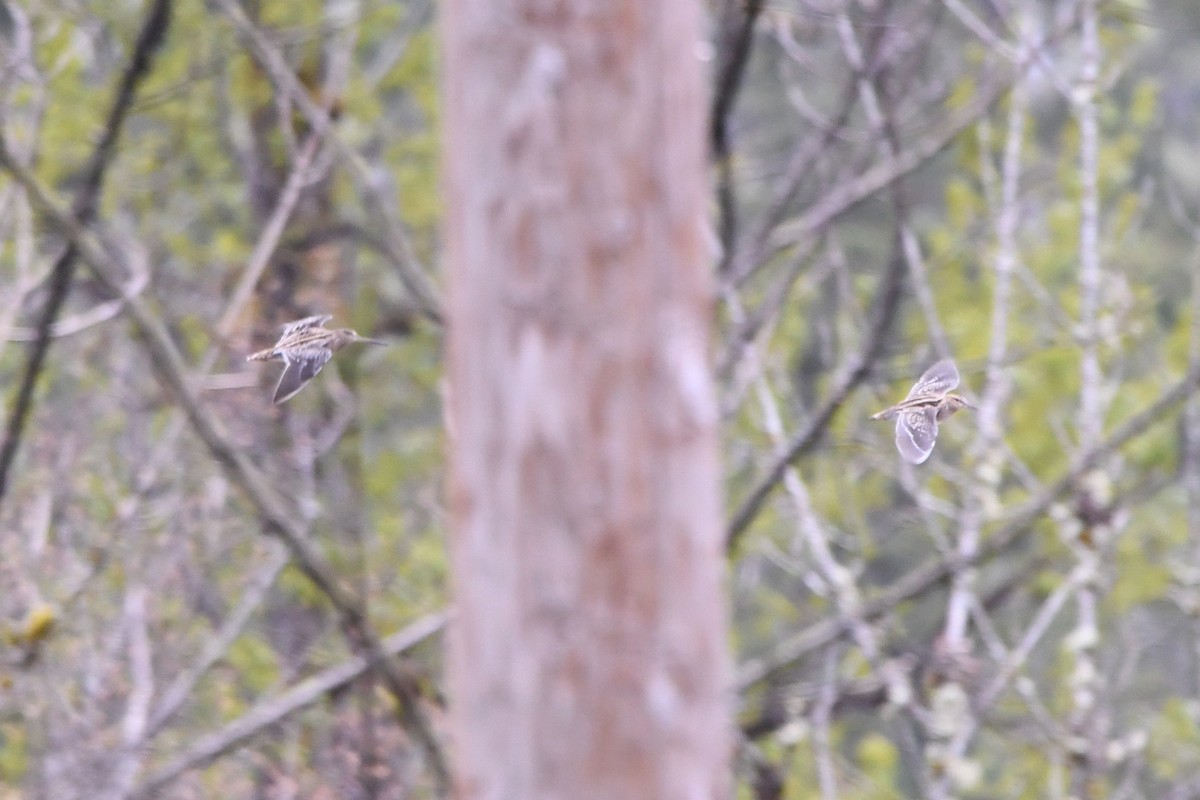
[[870, 358, 971, 464], [247, 314, 385, 404]]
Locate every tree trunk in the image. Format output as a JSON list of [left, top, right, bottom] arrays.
[[440, 2, 731, 798]]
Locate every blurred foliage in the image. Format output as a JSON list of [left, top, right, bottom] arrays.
[[0, 0, 1198, 797], [0, 0, 446, 796], [719, 1, 1200, 797]]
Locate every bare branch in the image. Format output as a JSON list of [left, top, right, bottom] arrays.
[[725, 235, 906, 552], [727, 9, 1084, 290], [215, 131, 327, 340], [0, 0, 172, 508], [101, 585, 156, 800], [710, 0, 765, 256], [145, 543, 291, 737], [129, 612, 448, 799], [737, 359, 1200, 689], [0, 149, 452, 792], [211, 0, 443, 325], [940, 70, 1027, 662], [1065, 4, 1108, 791], [1076, 0, 1104, 450]]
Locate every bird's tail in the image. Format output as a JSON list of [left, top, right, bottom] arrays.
[[246, 348, 277, 362]]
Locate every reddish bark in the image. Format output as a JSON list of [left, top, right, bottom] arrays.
[[440, 2, 730, 798]]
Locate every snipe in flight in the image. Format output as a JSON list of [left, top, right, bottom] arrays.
[[870, 358, 971, 464], [247, 314, 385, 404]]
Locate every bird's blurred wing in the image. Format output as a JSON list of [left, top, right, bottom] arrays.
[[895, 407, 939, 464], [904, 358, 960, 400], [273, 348, 333, 403], [281, 314, 333, 336]]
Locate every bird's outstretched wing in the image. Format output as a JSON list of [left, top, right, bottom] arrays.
[[904, 358, 959, 400], [280, 314, 333, 337], [273, 348, 333, 404], [895, 407, 939, 464]]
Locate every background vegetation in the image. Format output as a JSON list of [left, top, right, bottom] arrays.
[[2, 0, 1199, 797]]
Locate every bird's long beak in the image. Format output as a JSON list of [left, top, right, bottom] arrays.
[[354, 335, 387, 346]]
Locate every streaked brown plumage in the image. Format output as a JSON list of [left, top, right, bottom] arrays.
[[247, 314, 385, 403], [870, 358, 971, 464]]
